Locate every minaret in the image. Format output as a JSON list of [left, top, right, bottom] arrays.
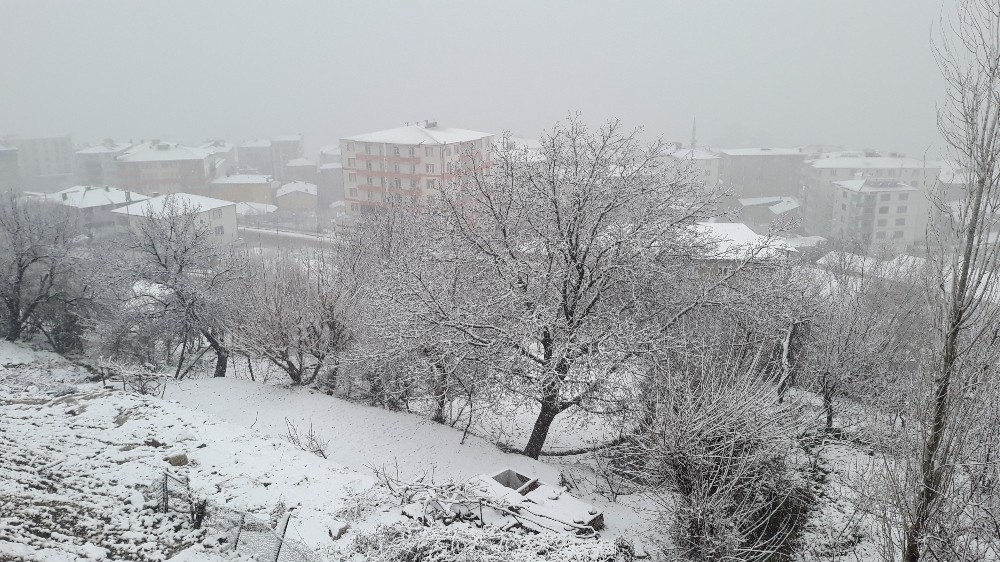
[[690, 117, 697, 150]]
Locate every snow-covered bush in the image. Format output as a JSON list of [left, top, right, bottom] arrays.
[[339, 522, 634, 562]]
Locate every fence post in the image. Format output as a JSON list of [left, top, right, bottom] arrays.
[[272, 513, 291, 562], [161, 473, 169, 514], [233, 513, 245, 549]]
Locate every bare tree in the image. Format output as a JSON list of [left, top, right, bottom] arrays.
[[893, 2, 1000, 559], [0, 192, 85, 344], [94, 196, 246, 378], [232, 250, 352, 386]]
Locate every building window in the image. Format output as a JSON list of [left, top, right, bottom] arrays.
[[878, 206, 889, 214], [394, 163, 400, 173], [346, 142, 354, 152], [892, 231, 904, 239], [410, 179, 417, 188], [899, 193, 909, 201], [410, 165, 416, 173], [392, 146, 400, 156], [841, 203, 847, 210], [214, 225, 225, 236], [348, 158, 356, 167], [426, 163, 435, 173], [366, 176, 373, 185], [212, 208, 222, 218], [349, 188, 358, 197], [881, 193, 891, 201], [364, 144, 371, 155], [425, 147, 434, 157], [896, 218, 906, 226], [349, 173, 357, 182], [897, 205, 907, 213], [365, 161, 372, 170], [393, 178, 401, 189], [408, 147, 416, 157], [876, 231, 887, 239], [877, 219, 887, 227], [367, 192, 374, 201]]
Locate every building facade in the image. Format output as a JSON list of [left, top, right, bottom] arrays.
[[340, 121, 494, 215], [75, 139, 132, 186], [115, 142, 217, 195], [4, 134, 75, 191], [111, 193, 238, 243], [209, 174, 275, 205], [718, 148, 806, 199], [0, 144, 18, 190], [664, 147, 721, 187]]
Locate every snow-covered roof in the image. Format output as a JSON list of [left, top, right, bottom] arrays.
[[200, 140, 234, 154], [344, 124, 493, 145], [936, 160, 969, 185], [669, 148, 719, 160], [286, 158, 316, 167], [212, 174, 273, 185], [111, 193, 234, 217], [235, 201, 278, 216], [720, 148, 803, 157], [76, 141, 132, 155], [694, 222, 792, 259], [240, 138, 271, 148], [272, 135, 302, 143], [319, 145, 341, 156], [117, 142, 211, 163], [811, 156, 935, 170], [52, 185, 148, 209], [781, 235, 827, 249], [739, 196, 800, 215], [319, 163, 342, 170], [833, 179, 918, 193], [276, 181, 318, 198]]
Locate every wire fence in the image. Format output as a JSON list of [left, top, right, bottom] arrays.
[[148, 471, 324, 562]]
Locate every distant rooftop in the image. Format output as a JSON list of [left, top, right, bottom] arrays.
[[52, 185, 148, 209], [240, 139, 271, 149], [200, 140, 234, 154], [739, 196, 800, 214], [319, 145, 341, 155], [272, 135, 303, 143], [212, 174, 273, 185], [235, 201, 277, 216], [812, 156, 936, 170], [695, 221, 793, 259], [344, 122, 494, 145], [276, 181, 317, 198], [286, 157, 316, 167], [76, 140, 132, 155], [720, 148, 803, 157], [319, 163, 342, 170], [118, 142, 211, 163], [669, 148, 719, 161], [833, 179, 919, 193], [111, 193, 234, 217]]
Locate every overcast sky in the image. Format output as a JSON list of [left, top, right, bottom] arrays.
[[0, 1, 949, 158]]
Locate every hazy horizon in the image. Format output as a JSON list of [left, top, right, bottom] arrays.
[[1, 0, 949, 158]]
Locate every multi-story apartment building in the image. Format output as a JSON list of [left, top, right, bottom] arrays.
[[271, 135, 304, 181], [802, 155, 939, 249], [201, 140, 238, 177], [75, 139, 132, 186], [340, 121, 494, 215], [665, 147, 721, 187], [825, 179, 926, 248], [4, 134, 75, 191], [238, 139, 274, 175], [0, 143, 18, 190], [718, 148, 806, 198], [115, 141, 217, 195]]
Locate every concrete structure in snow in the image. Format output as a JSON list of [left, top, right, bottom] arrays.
[[4, 134, 75, 191], [115, 141, 218, 195], [210, 174, 275, 205], [275, 181, 318, 211], [340, 121, 494, 216], [75, 139, 132, 186], [664, 147, 720, 187], [50, 185, 148, 230]]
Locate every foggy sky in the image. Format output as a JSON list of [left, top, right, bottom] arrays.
[[0, 1, 949, 158]]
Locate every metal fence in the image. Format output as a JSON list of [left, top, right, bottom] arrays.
[[148, 471, 324, 562]]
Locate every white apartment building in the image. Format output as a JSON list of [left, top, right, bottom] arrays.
[[339, 121, 494, 215], [803, 155, 939, 249], [111, 193, 238, 244], [664, 147, 721, 187]]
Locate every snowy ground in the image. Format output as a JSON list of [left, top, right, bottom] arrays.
[[0, 342, 655, 560]]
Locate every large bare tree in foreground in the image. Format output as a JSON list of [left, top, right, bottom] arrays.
[[895, 2, 1000, 560]]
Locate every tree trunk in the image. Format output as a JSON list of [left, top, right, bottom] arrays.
[[524, 400, 560, 459], [821, 374, 835, 432], [202, 330, 229, 378], [431, 362, 448, 424]]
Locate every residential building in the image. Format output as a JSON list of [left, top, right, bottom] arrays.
[[318, 145, 341, 165], [693, 221, 793, 276], [111, 193, 238, 243], [802, 155, 939, 248], [275, 181, 318, 211], [75, 139, 132, 186], [665, 147, 720, 186], [340, 121, 495, 215], [271, 135, 304, 181], [825, 179, 927, 249], [718, 148, 806, 198], [50, 185, 148, 230], [238, 139, 273, 175], [209, 174, 275, 205], [737, 196, 802, 234], [4, 134, 74, 191], [318, 162, 344, 205], [115, 141, 217, 195], [0, 143, 18, 190], [201, 140, 238, 177], [284, 157, 317, 184]]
